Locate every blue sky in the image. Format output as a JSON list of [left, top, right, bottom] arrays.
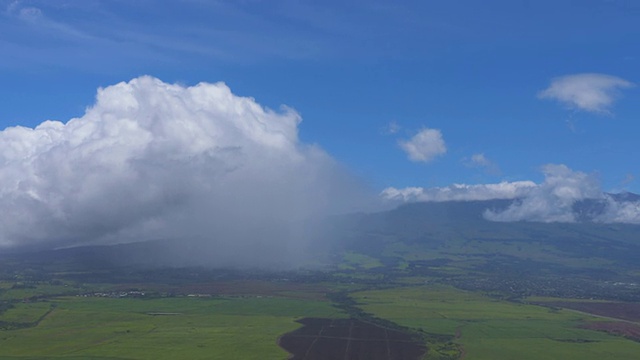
[[2, 0, 639, 193]]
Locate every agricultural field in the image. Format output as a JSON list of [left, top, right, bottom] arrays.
[[0, 295, 344, 359], [352, 285, 640, 360], [1, 201, 640, 359], [279, 318, 426, 360], [1, 260, 640, 359]]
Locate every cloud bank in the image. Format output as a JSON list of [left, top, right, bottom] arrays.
[[538, 73, 634, 114], [384, 164, 640, 224], [484, 164, 602, 222], [399, 128, 446, 162], [381, 181, 536, 203], [0, 76, 372, 267], [596, 199, 640, 224]]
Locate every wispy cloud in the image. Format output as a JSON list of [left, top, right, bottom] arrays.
[[1, 0, 465, 72], [0, 0, 329, 71], [381, 120, 400, 135], [2, 0, 437, 71], [463, 153, 500, 175], [621, 173, 635, 186], [5, 1, 97, 41], [538, 73, 634, 114], [398, 128, 446, 163]]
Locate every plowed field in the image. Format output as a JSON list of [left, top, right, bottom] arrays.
[[279, 318, 426, 360]]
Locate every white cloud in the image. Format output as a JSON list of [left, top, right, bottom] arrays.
[[469, 153, 490, 167], [399, 128, 446, 162], [381, 181, 536, 202], [463, 153, 500, 175], [0, 76, 371, 267], [596, 198, 640, 224], [621, 173, 635, 186], [384, 164, 640, 224], [484, 164, 602, 222], [538, 73, 634, 114], [17, 6, 43, 21], [382, 120, 400, 135]]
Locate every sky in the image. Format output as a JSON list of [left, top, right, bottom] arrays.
[[1, 1, 639, 253]]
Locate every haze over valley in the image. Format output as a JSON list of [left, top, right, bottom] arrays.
[[1, 1, 639, 359]]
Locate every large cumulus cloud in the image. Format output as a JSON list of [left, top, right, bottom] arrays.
[[0, 76, 371, 266]]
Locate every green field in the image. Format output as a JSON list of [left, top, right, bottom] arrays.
[[0, 302, 52, 324], [352, 285, 640, 360], [0, 296, 345, 360], [2, 201, 640, 359], [1, 273, 640, 359], [0, 283, 76, 301]]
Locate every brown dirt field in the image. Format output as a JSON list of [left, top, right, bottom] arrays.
[[581, 321, 640, 342], [534, 301, 640, 322], [279, 318, 427, 360]]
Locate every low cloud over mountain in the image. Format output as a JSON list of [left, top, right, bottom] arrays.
[[384, 164, 640, 224], [0, 76, 372, 266]]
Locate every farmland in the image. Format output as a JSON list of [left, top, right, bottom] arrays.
[[0, 266, 639, 359], [0, 295, 343, 359], [2, 268, 640, 360], [279, 318, 426, 360], [2, 201, 640, 359], [351, 285, 640, 360]]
